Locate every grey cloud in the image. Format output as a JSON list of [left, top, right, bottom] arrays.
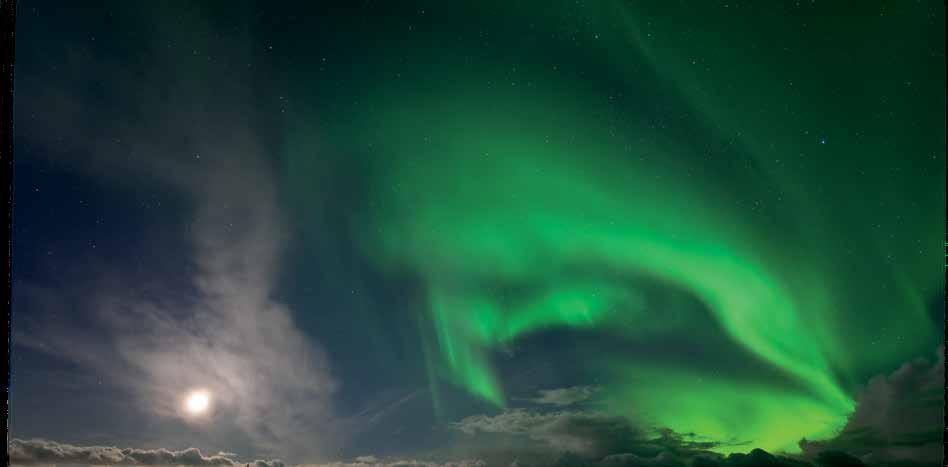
[[596, 451, 687, 467], [798, 346, 944, 465], [527, 386, 601, 407], [298, 460, 485, 467], [8, 439, 284, 467], [447, 407, 925, 467], [450, 409, 618, 453], [450, 409, 721, 461]]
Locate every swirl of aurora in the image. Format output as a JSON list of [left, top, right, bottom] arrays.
[[282, 1, 943, 456]]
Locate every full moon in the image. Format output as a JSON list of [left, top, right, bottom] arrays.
[[184, 390, 211, 415]]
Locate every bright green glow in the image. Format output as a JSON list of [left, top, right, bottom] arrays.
[[357, 96, 855, 438], [603, 365, 848, 455], [284, 0, 943, 454]]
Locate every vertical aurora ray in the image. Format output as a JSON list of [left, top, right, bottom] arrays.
[[281, 0, 943, 454]]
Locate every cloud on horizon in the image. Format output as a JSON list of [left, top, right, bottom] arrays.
[[8, 439, 284, 467], [450, 408, 729, 465], [798, 346, 944, 465], [8, 439, 487, 467], [445, 367, 945, 467], [299, 459, 486, 467]]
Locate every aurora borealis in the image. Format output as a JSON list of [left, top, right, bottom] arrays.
[[9, 1, 946, 467]]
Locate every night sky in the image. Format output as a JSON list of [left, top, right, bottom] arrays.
[[8, 2, 946, 467]]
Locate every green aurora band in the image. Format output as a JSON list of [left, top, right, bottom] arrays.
[[283, 1, 944, 455], [357, 89, 857, 452]]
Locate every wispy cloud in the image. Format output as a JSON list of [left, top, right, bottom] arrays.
[[525, 386, 601, 407], [12, 4, 338, 460]]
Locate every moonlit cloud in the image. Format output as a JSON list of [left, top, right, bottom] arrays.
[[11, 4, 339, 460], [8, 440, 490, 467], [15, 112, 340, 459], [8, 439, 284, 467]]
